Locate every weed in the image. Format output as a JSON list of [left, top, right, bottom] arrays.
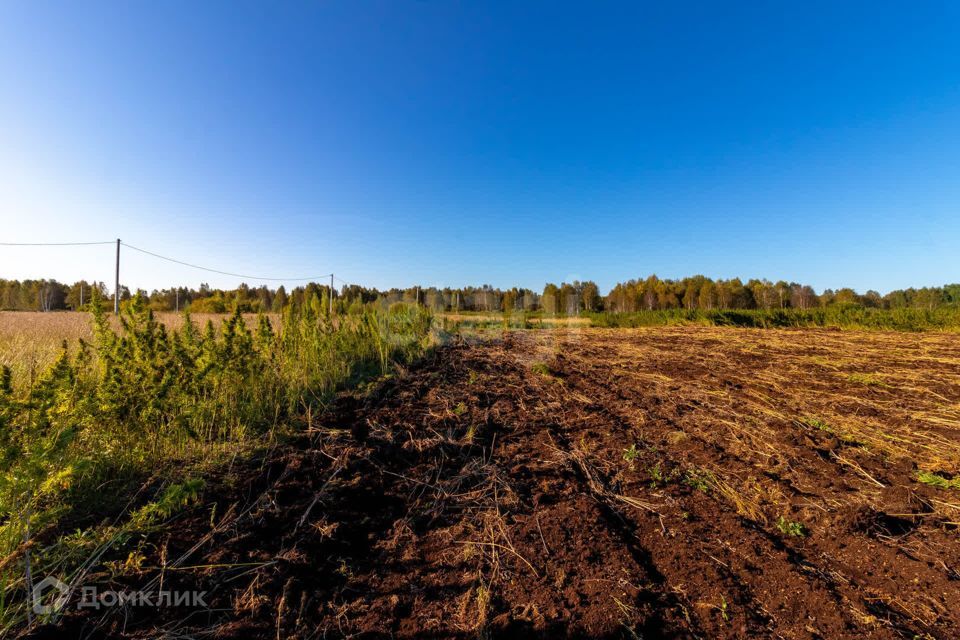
[[847, 373, 888, 387], [776, 516, 807, 537], [683, 469, 713, 493], [0, 291, 436, 629], [130, 479, 205, 528], [917, 470, 960, 491], [801, 416, 863, 447], [530, 362, 552, 377], [453, 401, 467, 416], [105, 549, 147, 576], [648, 462, 664, 487], [622, 444, 640, 470], [802, 416, 833, 433]]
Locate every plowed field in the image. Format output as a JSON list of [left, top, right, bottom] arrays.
[[40, 327, 960, 639]]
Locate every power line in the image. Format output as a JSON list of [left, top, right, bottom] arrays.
[[3, 238, 341, 288], [0, 240, 114, 246], [120, 241, 333, 282]]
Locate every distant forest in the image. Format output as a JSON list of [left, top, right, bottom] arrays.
[[2, 276, 958, 314]]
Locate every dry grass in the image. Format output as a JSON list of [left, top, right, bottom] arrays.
[[521, 326, 960, 524], [0, 312, 93, 386], [0, 311, 276, 388]]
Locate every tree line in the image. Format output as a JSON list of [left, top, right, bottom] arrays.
[[1, 276, 958, 313]]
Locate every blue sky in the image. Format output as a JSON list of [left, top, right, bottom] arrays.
[[0, 1, 958, 294]]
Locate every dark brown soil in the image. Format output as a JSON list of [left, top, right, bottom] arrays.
[[30, 328, 960, 639]]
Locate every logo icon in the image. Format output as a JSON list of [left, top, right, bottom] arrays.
[[32, 576, 70, 615]]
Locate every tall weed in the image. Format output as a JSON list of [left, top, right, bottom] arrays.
[[0, 293, 435, 630]]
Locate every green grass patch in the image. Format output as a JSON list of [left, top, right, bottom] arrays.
[[530, 362, 552, 377], [846, 373, 888, 387], [917, 470, 960, 491], [801, 416, 833, 432]]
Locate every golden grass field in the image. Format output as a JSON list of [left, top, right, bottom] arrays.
[[0, 311, 582, 382], [0, 311, 275, 387]]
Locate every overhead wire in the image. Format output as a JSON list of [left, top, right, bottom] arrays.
[[0, 241, 114, 246], [3, 238, 342, 285], [120, 241, 333, 282]]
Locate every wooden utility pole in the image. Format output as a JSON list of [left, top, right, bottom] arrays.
[[114, 239, 120, 315], [330, 274, 334, 316], [80, 284, 83, 308], [175, 288, 179, 312]]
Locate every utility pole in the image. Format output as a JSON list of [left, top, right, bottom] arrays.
[[80, 283, 83, 308], [175, 288, 179, 312], [114, 239, 120, 315], [416, 286, 420, 306], [330, 274, 334, 316]]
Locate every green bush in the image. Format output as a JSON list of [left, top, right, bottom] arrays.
[[586, 307, 960, 331], [0, 291, 436, 630]]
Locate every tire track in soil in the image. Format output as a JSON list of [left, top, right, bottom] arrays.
[[543, 424, 712, 638]]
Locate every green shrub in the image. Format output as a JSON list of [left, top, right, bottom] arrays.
[[585, 307, 960, 331], [0, 290, 437, 630]]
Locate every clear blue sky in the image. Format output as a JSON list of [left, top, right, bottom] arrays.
[[1, 1, 958, 294]]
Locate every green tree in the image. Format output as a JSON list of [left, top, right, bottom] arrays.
[[580, 281, 601, 312], [541, 283, 559, 314], [272, 285, 288, 312], [698, 281, 717, 310], [833, 288, 859, 306]]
